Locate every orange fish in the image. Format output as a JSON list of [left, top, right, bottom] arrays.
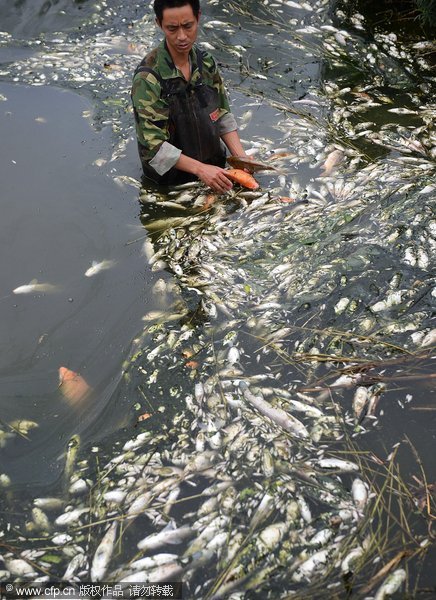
[[203, 193, 218, 209], [137, 412, 152, 422], [58, 366, 91, 404], [223, 169, 259, 190]]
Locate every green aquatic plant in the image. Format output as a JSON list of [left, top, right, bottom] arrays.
[[415, 0, 436, 26]]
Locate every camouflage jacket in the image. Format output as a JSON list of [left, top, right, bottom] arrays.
[[131, 41, 237, 176]]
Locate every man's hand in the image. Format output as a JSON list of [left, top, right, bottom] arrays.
[[175, 154, 233, 193], [196, 163, 233, 193]]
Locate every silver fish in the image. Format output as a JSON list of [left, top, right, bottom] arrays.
[[13, 280, 59, 294], [121, 562, 184, 584], [5, 558, 37, 577], [85, 259, 117, 277], [240, 382, 309, 439], [341, 546, 364, 574], [352, 478, 368, 511], [317, 458, 359, 472], [353, 386, 369, 421], [91, 521, 118, 581], [137, 524, 194, 552], [374, 568, 406, 599]]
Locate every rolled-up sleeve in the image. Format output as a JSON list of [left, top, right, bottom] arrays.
[[149, 141, 182, 175], [131, 72, 170, 163], [218, 112, 238, 135]]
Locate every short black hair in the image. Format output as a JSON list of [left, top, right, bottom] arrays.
[[153, 0, 200, 24]]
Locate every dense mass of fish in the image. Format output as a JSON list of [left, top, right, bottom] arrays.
[[0, 0, 434, 597]]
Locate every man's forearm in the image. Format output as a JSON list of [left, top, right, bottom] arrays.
[[174, 153, 202, 176], [221, 130, 246, 157]]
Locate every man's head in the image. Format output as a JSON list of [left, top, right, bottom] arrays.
[[154, 0, 201, 61], [153, 0, 200, 26]]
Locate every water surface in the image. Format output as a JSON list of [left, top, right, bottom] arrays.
[[0, 82, 156, 486]]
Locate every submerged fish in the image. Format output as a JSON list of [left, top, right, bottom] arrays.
[[320, 149, 344, 176], [13, 279, 59, 294], [227, 156, 277, 173], [58, 366, 91, 404], [8, 420, 39, 436], [85, 259, 116, 277], [223, 169, 260, 190], [374, 568, 406, 599]]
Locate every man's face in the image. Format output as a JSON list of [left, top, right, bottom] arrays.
[[158, 4, 199, 60]]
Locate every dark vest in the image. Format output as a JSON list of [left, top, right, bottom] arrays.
[[133, 47, 226, 185]]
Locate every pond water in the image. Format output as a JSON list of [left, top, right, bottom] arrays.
[[0, 81, 158, 486], [0, 0, 434, 597]]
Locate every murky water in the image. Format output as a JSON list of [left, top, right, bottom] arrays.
[[0, 0, 434, 597], [0, 81, 158, 486]]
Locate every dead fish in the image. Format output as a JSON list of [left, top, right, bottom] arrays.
[[201, 193, 219, 209], [292, 549, 329, 582], [341, 547, 364, 573], [85, 259, 116, 277], [13, 279, 59, 294], [63, 552, 87, 579], [240, 382, 309, 439], [223, 169, 260, 190], [268, 151, 297, 162], [34, 497, 65, 511], [227, 156, 277, 172], [121, 562, 184, 584], [352, 478, 368, 511], [320, 149, 344, 176], [55, 507, 89, 527], [8, 420, 38, 436], [113, 175, 142, 189], [4, 558, 37, 577], [58, 366, 91, 404], [91, 521, 118, 581], [317, 458, 359, 472], [137, 524, 194, 552], [387, 108, 418, 115], [31, 506, 51, 533], [421, 328, 436, 347], [352, 386, 369, 422], [374, 569, 406, 599]]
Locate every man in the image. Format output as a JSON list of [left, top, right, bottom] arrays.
[[131, 0, 248, 193]]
